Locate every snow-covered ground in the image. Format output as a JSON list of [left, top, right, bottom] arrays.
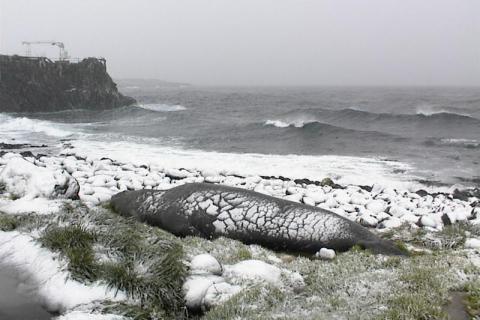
[[0, 144, 479, 319]]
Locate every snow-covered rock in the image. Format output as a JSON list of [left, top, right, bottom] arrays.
[[315, 248, 336, 260], [202, 282, 242, 309], [419, 215, 439, 229], [389, 205, 409, 218], [357, 215, 378, 228], [164, 168, 191, 179], [465, 238, 480, 249], [223, 260, 283, 286], [190, 254, 222, 275], [350, 194, 368, 206], [379, 217, 402, 229], [0, 157, 79, 200], [366, 200, 387, 214], [302, 196, 316, 206], [183, 275, 225, 310], [304, 190, 327, 203], [284, 193, 303, 203]]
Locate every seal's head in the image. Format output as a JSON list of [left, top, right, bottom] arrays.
[[357, 239, 409, 256]]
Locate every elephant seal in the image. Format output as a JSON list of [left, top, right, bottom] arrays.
[[110, 183, 405, 255]]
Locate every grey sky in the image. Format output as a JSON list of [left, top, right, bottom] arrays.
[[0, 0, 479, 86]]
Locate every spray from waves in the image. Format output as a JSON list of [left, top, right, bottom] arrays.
[[136, 104, 187, 112], [0, 114, 74, 138]]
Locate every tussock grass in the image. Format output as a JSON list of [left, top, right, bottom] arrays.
[[0, 213, 18, 231], [3, 194, 478, 320], [378, 254, 472, 320], [35, 205, 187, 318], [40, 225, 98, 281], [464, 280, 480, 317], [235, 246, 253, 261], [102, 302, 157, 320], [202, 286, 263, 320]]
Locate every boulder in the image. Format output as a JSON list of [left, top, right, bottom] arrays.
[[190, 254, 222, 276], [315, 248, 336, 260]]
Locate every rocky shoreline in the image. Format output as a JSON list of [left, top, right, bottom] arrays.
[[0, 143, 479, 319], [3, 143, 477, 233]]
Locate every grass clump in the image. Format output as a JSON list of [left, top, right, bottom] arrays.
[[382, 256, 402, 268], [40, 224, 98, 281], [381, 260, 450, 320], [102, 302, 169, 320], [0, 213, 18, 231], [394, 240, 410, 255], [385, 294, 445, 320], [202, 287, 263, 320], [434, 223, 469, 249], [102, 242, 186, 312], [463, 280, 480, 317], [41, 206, 188, 317], [235, 246, 253, 261]]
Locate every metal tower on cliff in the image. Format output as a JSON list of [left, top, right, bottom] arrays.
[[21, 41, 69, 61]]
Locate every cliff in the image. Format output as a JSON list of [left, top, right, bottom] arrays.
[[0, 55, 136, 112]]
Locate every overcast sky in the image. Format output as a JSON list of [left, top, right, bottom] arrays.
[[0, 0, 479, 86]]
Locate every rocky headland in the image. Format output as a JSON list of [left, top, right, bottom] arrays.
[[0, 54, 135, 112]]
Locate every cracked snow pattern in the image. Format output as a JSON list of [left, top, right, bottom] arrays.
[[136, 187, 353, 244]]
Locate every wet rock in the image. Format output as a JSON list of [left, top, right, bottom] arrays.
[[320, 177, 335, 187]]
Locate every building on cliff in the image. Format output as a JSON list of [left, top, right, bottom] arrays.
[[0, 54, 136, 112]]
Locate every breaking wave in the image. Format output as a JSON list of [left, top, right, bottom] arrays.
[[136, 104, 187, 112], [415, 104, 471, 117], [264, 119, 314, 128], [0, 114, 73, 138]]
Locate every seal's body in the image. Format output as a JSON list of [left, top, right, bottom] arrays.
[[111, 183, 404, 255]]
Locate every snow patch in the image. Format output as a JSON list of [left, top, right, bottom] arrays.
[[0, 198, 63, 215], [0, 232, 125, 313]]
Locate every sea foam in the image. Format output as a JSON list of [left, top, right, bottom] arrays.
[[68, 139, 419, 190]]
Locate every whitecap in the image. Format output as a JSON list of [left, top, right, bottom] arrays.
[[440, 138, 479, 148], [136, 104, 187, 112], [264, 119, 313, 128], [415, 104, 470, 117]]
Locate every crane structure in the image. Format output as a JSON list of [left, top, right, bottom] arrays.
[[21, 41, 69, 61]]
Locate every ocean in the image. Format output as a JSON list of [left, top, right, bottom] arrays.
[[1, 85, 479, 189]]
